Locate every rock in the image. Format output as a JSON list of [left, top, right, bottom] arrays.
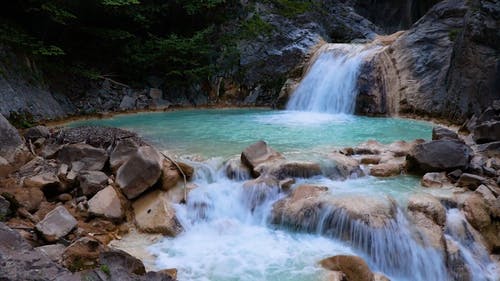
[[360, 155, 381, 165], [0, 222, 76, 280], [327, 152, 364, 179], [421, 172, 451, 188], [78, 170, 108, 196], [58, 163, 69, 179], [256, 161, 322, 180], [0, 155, 12, 177], [432, 126, 458, 140], [406, 140, 472, 173], [24, 172, 60, 189], [0, 113, 29, 164], [99, 249, 146, 276], [477, 141, 500, 158], [369, 162, 402, 177], [407, 193, 447, 226], [24, 125, 50, 141], [177, 161, 194, 180], [242, 175, 280, 210], [116, 146, 162, 199], [456, 173, 486, 190], [88, 186, 123, 220], [447, 169, 463, 183], [57, 193, 72, 202], [0, 195, 10, 220], [279, 178, 295, 191], [40, 143, 62, 158], [35, 205, 78, 242], [240, 141, 284, 177], [165, 182, 197, 204], [475, 184, 496, 204], [225, 158, 251, 180], [462, 193, 491, 231], [109, 138, 140, 171], [161, 159, 181, 191], [36, 243, 66, 262], [119, 95, 136, 110], [473, 121, 500, 144], [319, 255, 374, 281], [374, 273, 390, 281], [57, 143, 108, 171], [57, 126, 144, 149], [445, 238, 472, 281], [353, 140, 384, 155], [132, 190, 183, 236], [6, 187, 44, 213], [62, 237, 107, 271]]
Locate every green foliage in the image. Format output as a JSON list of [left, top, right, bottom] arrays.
[[100, 264, 111, 276], [40, 2, 77, 25], [265, 0, 312, 17], [240, 15, 274, 39], [102, 0, 140, 6], [7, 111, 36, 129], [181, 0, 227, 15]]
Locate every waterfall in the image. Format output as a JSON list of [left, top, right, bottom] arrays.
[[286, 44, 376, 114]]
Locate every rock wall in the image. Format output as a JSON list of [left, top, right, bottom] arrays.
[[356, 0, 499, 123]]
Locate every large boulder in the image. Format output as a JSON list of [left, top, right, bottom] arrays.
[[57, 143, 108, 171], [319, 255, 374, 281], [0, 222, 76, 280], [473, 121, 500, 144], [406, 140, 472, 173], [462, 193, 491, 231], [407, 193, 447, 227], [110, 138, 140, 171], [87, 186, 124, 221], [407, 193, 447, 250], [132, 190, 183, 236], [35, 205, 78, 242], [255, 160, 322, 180], [432, 126, 458, 141], [116, 146, 162, 199], [240, 141, 284, 177]]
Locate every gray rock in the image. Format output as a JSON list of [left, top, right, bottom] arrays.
[[456, 173, 486, 190], [88, 186, 123, 220], [473, 121, 500, 144], [116, 146, 162, 199], [78, 170, 109, 196], [119, 95, 136, 110], [0, 113, 27, 163], [0, 222, 76, 281], [36, 243, 66, 262], [57, 143, 108, 171], [24, 125, 50, 141], [99, 249, 146, 276], [35, 205, 78, 242], [110, 138, 140, 171], [407, 140, 472, 173], [432, 126, 458, 140], [0, 195, 10, 220]]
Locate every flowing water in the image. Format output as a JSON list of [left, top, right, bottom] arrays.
[[68, 43, 497, 281]]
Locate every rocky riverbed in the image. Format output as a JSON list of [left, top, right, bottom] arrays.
[[0, 101, 499, 280]]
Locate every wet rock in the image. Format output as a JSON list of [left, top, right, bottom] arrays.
[[369, 162, 402, 177], [421, 172, 451, 188], [78, 170, 108, 196], [116, 146, 162, 199], [225, 158, 251, 180], [353, 140, 384, 155], [109, 138, 140, 171], [0, 222, 76, 280], [88, 186, 124, 221], [165, 182, 197, 204], [24, 125, 50, 141], [360, 155, 381, 165], [432, 126, 458, 141], [456, 173, 486, 190], [132, 190, 183, 236], [407, 193, 446, 226], [462, 193, 490, 231], [327, 152, 364, 179], [35, 205, 77, 242], [256, 161, 322, 180], [406, 140, 472, 173], [243, 175, 280, 210], [319, 255, 374, 281], [241, 141, 284, 177], [445, 238, 472, 281], [62, 237, 107, 271], [161, 159, 181, 191], [473, 121, 500, 144], [36, 243, 66, 263], [57, 143, 108, 171], [279, 178, 295, 191]]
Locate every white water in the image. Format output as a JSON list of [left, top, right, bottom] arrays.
[[143, 161, 497, 281], [287, 44, 375, 114]]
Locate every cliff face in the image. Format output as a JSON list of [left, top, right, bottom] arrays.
[[356, 0, 499, 123]]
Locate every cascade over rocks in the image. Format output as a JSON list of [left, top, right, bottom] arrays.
[[320, 255, 375, 281], [241, 140, 284, 177]]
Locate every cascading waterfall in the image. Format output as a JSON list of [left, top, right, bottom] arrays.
[[286, 44, 377, 114]]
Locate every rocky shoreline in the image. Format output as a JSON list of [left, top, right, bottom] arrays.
[[0, 100, 499, 280]]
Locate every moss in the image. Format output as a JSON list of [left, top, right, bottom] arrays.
[[448, 29, 461, 41], [100, 264, 111, 276], [7, 111, 36, 129]]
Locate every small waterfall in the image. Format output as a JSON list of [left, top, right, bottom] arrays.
[[286, 44, 377, 114]]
